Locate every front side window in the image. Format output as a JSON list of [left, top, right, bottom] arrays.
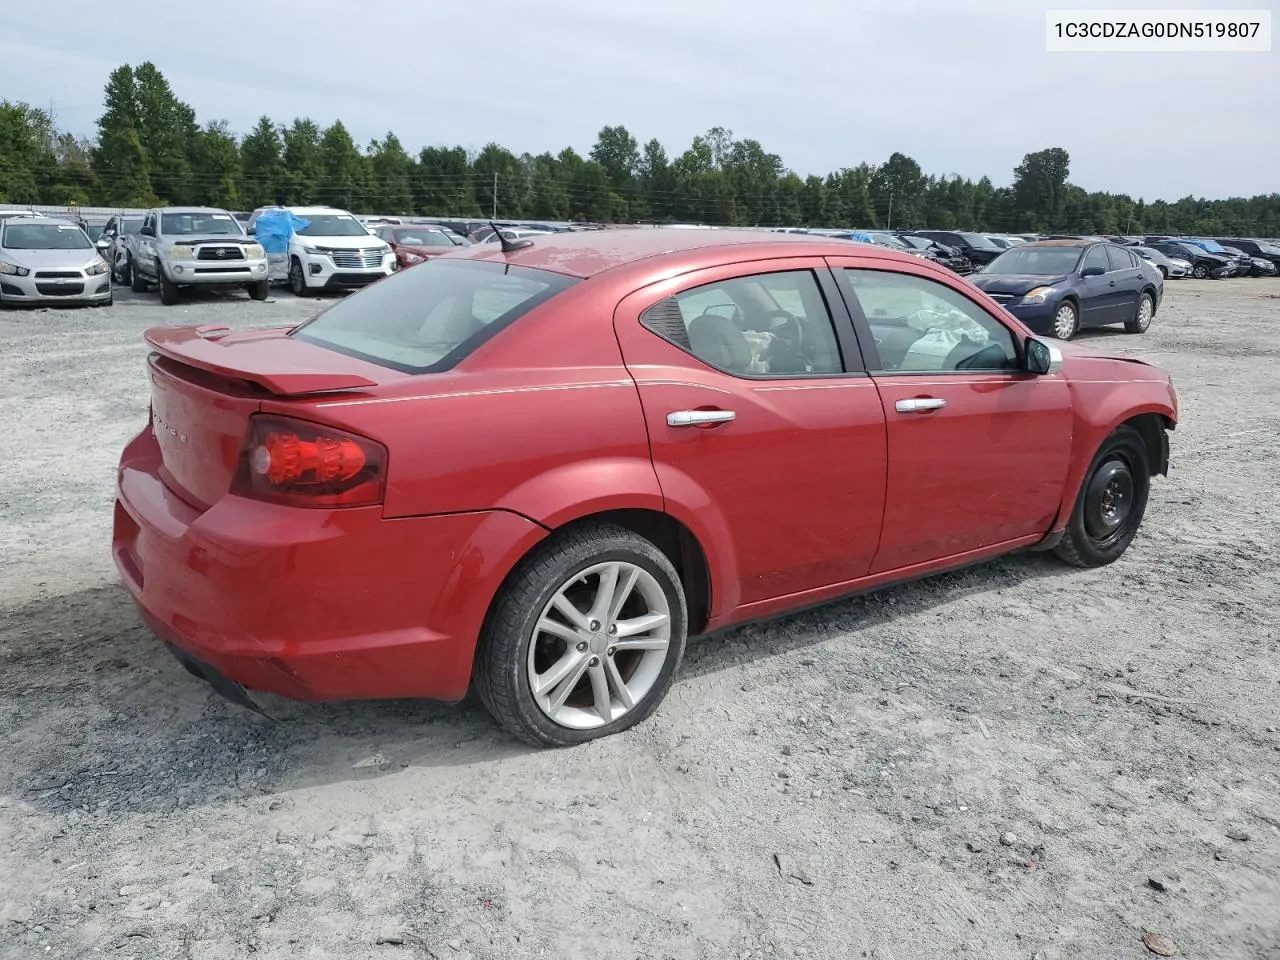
[[838, 269, 1018, 373], [1, 221, 91, 250], [291, 258, 578, 374], [640, 270, 844, 377]]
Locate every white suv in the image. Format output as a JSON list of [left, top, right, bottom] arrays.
[[250, 206, 395, 296]]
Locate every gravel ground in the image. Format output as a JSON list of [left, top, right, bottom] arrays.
[[2, 279, 1279, 960]]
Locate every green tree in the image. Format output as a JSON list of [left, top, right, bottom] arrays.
[[133, 62, 196, 203], [316, 121, 368, 208], [92, 65, 154, 205], [367, 132, 413, 214], [240, 116, 286, 207], [1012, 147, 1071, 231], [870, 152, 925, 228], [413, 145, 478, 216], [281, 118, 323, 204], [472, 143, 525, 218], [0, 102, 56, 203], [189, 120, 241, 208]]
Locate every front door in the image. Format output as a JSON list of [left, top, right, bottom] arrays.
[[613, 259, 888, 611], [826, 257, 1074, 574], [1077, 244, 1125, 327]]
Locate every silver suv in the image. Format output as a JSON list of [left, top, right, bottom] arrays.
[[0, 213, 113, 308], [126, 207, 269, 305]]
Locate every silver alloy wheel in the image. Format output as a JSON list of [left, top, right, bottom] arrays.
[[527, 560, 672, 730], [1135, 295, 1153, 330], [1053, 302, 1077, 339]]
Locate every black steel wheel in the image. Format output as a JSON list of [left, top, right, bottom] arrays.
[[1054, 425, 1151, 568]]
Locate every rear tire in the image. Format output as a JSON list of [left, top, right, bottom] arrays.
[[247, 279, 269, 301], [1054, 425, 1151, 568], [473, 523, 688, 747], [1125, 292, 1154, 334], [158, 272, 180, 305]]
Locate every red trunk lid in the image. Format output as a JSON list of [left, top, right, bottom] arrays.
[[143, 325, 389, 509]]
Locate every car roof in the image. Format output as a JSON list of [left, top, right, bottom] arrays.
[[158, 207, 233, 215], [451, 227, 923, 279], [1021, 238, 1094, 248], [287, 206, 356, 215]]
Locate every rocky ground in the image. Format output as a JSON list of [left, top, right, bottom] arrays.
[[1, 278, 1278, 960]]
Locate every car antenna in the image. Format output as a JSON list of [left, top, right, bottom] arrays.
[[490, 220, 535, 253]]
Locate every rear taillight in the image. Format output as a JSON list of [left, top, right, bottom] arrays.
[[233, 415, 387, 508]]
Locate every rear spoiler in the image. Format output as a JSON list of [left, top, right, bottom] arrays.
[[144, 325, 379, 396]]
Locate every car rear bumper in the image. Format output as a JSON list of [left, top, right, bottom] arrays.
[[112, 428, 546, 704], [0, 274, 112, 303]]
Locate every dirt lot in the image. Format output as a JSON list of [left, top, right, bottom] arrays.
[[2, 278, 1279, 960]]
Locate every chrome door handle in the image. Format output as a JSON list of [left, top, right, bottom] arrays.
[[895, 397, 947, 413], [667, 409, 736, 427]]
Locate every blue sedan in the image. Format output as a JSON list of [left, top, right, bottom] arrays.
[[968, 239, 1163, 340]]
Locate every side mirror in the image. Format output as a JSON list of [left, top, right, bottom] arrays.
[[1080, 265, 1105, 277], [246, 224, 256, 235], [94, 238, 110, 250], [1025, 336, 1063, 375], [140, 225, 154, 237]]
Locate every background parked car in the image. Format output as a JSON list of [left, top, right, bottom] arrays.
[[1131, 245, 1191, 279], [98, 214, 146, 284], [126, 207, 269, 305], [1220, 237, 1280, 270], [1145, 239, 1235, 278], [968, 238, 1161, 340], [373, 224, 470, 268], [906, 230, 1004, 266], [0, 213, 113, 308], [249, 205, 396, 296], [1217, 244, 1277, 277], [896, 234, 974, 274]]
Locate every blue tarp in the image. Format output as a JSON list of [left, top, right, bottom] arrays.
[[254, 207, 310, 254]]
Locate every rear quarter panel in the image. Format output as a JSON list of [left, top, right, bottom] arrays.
[[278, 279, 664, 525]]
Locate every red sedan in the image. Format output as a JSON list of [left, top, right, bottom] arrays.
[[372, 224, 468, 268], [114, 230, 1178, 746]]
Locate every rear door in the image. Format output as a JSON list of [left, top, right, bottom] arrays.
[[1105, 244, 1143, 319], [613, 258, 888, 610], [826, 255, 1072, 573]]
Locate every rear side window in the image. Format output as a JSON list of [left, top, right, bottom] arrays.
[[291, 258, 578, 374], [640, 269, 844, 377], [1106, 245, 1135, 271]]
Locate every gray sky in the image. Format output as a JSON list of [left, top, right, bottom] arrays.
[[1, 0, 1275, 200]]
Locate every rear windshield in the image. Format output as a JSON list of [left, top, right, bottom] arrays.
[[291, 258, 578, 374]]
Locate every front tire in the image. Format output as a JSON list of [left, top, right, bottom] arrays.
[[289, 258, 311, 297], [130, 265, 148, 293], [247, 279, 269, 301], [1051, 300, 1078, 340], [115, 256, 132, 287], [1157, 265, 1168, 279], [473, 523, 688, 747], [1125, 292, 1154, 334], [1192, 264, 1208, 279], [1054, 425, 1151, 568], [158, 271, 180, 305]]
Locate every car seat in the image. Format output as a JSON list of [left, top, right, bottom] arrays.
[[688, 312, 754, 373]]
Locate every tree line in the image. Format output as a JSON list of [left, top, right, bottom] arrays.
[[1, 62, 1277, 237]]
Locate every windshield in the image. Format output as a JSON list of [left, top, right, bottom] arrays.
[[1259, 241, 1280, 255], [984, 245, 1083, 276], [1188, 238, 1225, 253], [295, 214, 370, 237], [899, 236, 931, 250], [292, 259, 578, 374], [959, 232, 1001, 251], [1132, 246, 1160, 259], [1, 221, 92, 250], [394, 228, 458, 247], [161, 212, 244, 236], [869, 234, 908, 249]]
